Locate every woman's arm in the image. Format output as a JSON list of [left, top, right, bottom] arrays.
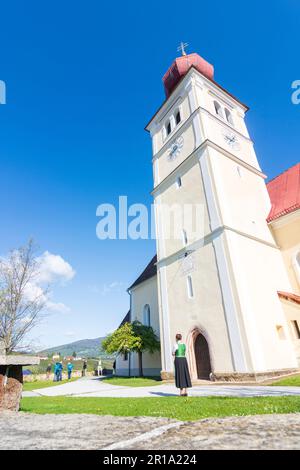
[[172, 343, 178, 356]]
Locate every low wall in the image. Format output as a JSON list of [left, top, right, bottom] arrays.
[[161, 368, 300, 383], [23, 370, 92, 382]]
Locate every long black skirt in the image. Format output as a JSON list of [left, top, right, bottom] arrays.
[[174, 357, 192, 389]]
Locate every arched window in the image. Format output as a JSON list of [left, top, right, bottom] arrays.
[[143, 304, 151, 326], [175, 110, 181, 125], [166, 120, 172, 136], [293, 252, 300, 285], [224, 108, 234, 125], [213, 100, 223, 117]]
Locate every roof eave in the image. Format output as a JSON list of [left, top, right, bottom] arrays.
[[145, 65, 249, 132]]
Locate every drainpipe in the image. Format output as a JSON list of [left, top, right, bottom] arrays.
[[128, 288, 132, 378], [128, 352, 131, 378]]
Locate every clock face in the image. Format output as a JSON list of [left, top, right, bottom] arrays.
[[168, 136, 184, 161], [223, 132, 240, 150]]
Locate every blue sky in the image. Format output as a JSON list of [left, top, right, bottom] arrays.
[[0, 1, 299, 350]]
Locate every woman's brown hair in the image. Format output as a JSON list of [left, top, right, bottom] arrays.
[[176, 333, 182, 341]]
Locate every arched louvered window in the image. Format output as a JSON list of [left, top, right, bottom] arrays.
[[214, 100, 223, 117], [143, 304, 151, 326], [166, 120, 172, 135], [224, 108, 234, 125]]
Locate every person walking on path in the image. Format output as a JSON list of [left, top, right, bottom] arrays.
[[67, 361, 74, 380], [172, 333, 192, 396], [53, 362, 61, 382], [58, 361, 63, 381], [97, 359, 103, 377], [82, 359, 87, 377], [46, 363, 52, 380]]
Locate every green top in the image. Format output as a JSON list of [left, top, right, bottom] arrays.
[[175, 343, 186, 358]]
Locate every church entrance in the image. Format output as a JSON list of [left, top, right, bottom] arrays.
[[194, 333, 211, 380]]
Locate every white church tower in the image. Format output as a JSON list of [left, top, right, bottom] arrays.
[[146, 48, 298, 381]]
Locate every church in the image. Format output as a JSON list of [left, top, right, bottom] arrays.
[[116, 49, 300, 382]]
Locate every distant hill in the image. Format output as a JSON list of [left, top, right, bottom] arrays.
[[39, 337, 108, 358]]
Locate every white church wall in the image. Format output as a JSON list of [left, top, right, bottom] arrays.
[[129, 276, 161, 376], [226, 229, 298, 371], [115, 352, 130, 377], [154, 157, 211, 260], [281, 299, 300, 366], [270, 212, 300, 294], [159, 241, 235, 374], [208, 146, 275, 243]]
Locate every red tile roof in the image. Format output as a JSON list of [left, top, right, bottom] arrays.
[[267, 163, 300, 222], [163, 53, 214, 98], [278, 291, 300, 305]]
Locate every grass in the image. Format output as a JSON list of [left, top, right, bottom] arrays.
[[20, 396, 300, 421], [23, 377, 79, 391], [103, 376, 162, 387], [270, 374, 300, 387]]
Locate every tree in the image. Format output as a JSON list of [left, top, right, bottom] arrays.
[[0, 240, 48, 353], [72, 351, 77, 358], [102, 322, 140, 378], [131, 321, 160, 377], [102, 321, 160, 377]]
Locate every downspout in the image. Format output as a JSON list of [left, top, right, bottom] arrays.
[[128, 352, 131, 378], [127, 287, 132, 378]]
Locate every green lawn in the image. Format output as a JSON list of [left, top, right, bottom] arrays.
[[23, 377, 79, 391], [270, 375, 300, 387], [103, 376, 162, 387], [21, 396, 300, 421]]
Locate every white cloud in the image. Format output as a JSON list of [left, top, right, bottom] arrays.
[[21, 252, 75, 315], [47, 301, 71, 314], [36, 251, 75, 284], [24, 282, 47, 303], [89, 281, 124, 296]]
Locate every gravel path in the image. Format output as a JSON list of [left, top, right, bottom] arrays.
[[0, 412, 175, 450], [0, 411, 299, 450], [131, 413, 300, 450]]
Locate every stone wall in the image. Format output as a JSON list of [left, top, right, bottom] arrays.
[[0, 365, 23, 412], [23, 370, 91, 382]]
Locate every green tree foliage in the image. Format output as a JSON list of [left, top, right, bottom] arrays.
[[102, 321, 160, 376]]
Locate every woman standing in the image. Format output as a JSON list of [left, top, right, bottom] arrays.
[[172, 333, 192, 396]]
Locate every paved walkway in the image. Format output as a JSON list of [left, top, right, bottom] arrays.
[[1, 411, 299, 450], [23, 376, 300, 398]]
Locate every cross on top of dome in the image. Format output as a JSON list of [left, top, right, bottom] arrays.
[[177, 42, 189, 56]]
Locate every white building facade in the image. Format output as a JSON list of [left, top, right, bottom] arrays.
[[116, 52, 300, 381]]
